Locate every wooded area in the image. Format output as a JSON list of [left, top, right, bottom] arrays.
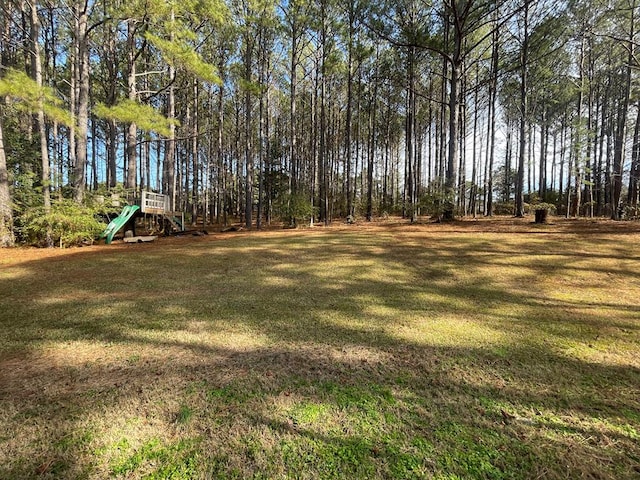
[[1, 0, 639, 246]]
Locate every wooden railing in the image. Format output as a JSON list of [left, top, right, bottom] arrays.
[[141, 191, 170, 214]]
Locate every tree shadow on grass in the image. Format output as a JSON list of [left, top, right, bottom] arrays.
[[1, 335, 638, 478], [0, 229, 639, 478]]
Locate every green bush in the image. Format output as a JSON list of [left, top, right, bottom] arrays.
[[526, 202, 557, 214], [491, 202, 515, 215], [20, 200, 105, 247], [275, 193, 318, 226], [623, 204, 640, 220], [419, 189, 456, 220]]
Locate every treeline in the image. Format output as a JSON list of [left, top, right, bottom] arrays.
[[0, 0, 639, 246]]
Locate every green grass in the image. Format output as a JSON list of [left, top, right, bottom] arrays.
[[110, 438, 200, 478], [0, 219, 639, 479]]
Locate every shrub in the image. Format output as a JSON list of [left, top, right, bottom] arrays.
[[623, 204, 640, 220], [419, 189, 457, 221], [275, 193, 318, 226], [526, 202, 557, 214], [20, 200, 105, 247], [491, 202, 515, 215]]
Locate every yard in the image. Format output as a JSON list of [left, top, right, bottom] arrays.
[[1, 217, 639, 479]]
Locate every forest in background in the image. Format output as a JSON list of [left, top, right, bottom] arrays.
[[0, 0, 639, 247]]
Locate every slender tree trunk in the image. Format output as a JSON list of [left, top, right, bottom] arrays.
[[438, 19, 449, 186], [592, 92, 601, 215], [515, 0, 529, 217], [345, 5, 354, 217], [612, 0, 635, 218], [382, 105, 390, 212], [29, 1, 50, 212], [483, 43, 496, 213], [596, 82, 608, 215], [551, 129, 557, 193], [52, 121, 62, 195], [164, 73, 176, 210], [444, 54, 461, 220], [366, 75, 377, 221], [105, 118, 116, 187], [289, 20, 298, 206], [91, 118, 98, 190], [0, 117, 13, 247], [627, 101, 640, 206], [143, 132, 150, 192], [503, 125, 512, 203], [426, 82, 433, 191], [486, 12, 499, 216], [191, 80, 199, 224], [73, 0, 89, 203], [244, 34, 253, 229], [162, 10, 176, 211], [353, 66, 362, 216], [572, 34, 586, 217], [586, 43, 594, 217], [319, 0, 328, 224], [538, 110, 547, 199], [457, 93, 465, 214], [217, 68, 225, 225], [311, 68, 318, 223], [406, 46, 416, 222], [566, 138, 574, 218], [470, 79, 478, 217], [125, 20, 137, 191], [559, 114, 566, 205], [527, 125, 533, 196], [257, 44, 269, 229]]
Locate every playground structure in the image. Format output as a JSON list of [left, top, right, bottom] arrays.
[[99, 192, 185, 244]]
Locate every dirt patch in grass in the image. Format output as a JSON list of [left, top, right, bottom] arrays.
[[1, 217, 639, 479]]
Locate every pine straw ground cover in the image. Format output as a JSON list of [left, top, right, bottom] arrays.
[[0, 217, 639, 479]]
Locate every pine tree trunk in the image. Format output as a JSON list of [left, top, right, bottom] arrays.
[[627, 101, 640, 207], [596, 83, 608, 215], [486, 20, 498, 216], [29, 1, 50, 212], [257, 44, 269, 229], [217, 66, 225, 225], [559, 114, 566, 205], [73, 0, 89, 203], [405, 46, 416, 222], [319, 0, 328, 225], [366, 78, 377, 221], [244, 35, 253, 229], [345, 4, 354, 217], [612, 0, 635, 219], [444, 56, 460, 221], [0, 118, 14, 247], [125, 20, 137, 191], [551, 130, 557, 193], [515, 0, 529, 217], [289, 20, 298, 207], [192, 80, 199, 224], [470, 80, 478, 217], [538, 110, 547, 199], [164, 71, 176, 210], [572, 35, 585, 218]]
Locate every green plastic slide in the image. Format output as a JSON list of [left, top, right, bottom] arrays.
[[99, 205, 140, 244]]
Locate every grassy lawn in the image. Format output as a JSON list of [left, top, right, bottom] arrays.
[[1, 218, 639, 479]]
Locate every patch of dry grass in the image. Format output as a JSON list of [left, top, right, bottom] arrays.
[[0, 217, 639, 479]]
